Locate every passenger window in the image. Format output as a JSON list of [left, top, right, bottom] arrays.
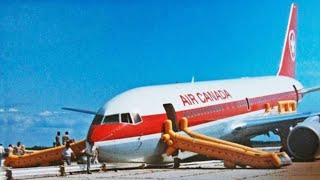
[[121, 113, 133, 124], [102, 114, 119, 124], [92, 114, 104, 125]]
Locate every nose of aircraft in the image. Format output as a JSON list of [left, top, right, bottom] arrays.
[[87, 124, 96, 143], [87, 123, 123, 142]]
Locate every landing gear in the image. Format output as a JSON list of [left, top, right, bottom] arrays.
[[234, 139, 252, 148], [173, 158, 181, 168], [273, 126, 292, 157], [239, 139, 252, 147]]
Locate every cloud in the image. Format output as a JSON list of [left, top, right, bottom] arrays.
[[0, 109, 4, 112], [39, 110, 53, 116], [8, 108, 18, 112], [0, 109, 92, 146], [38, 110, 65, 116]]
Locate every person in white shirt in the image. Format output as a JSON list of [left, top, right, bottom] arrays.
[[91, 147, 99, 164], [62, 131, 70, 145], [81, 141, 97, 174], [7, 144, 13, 155], [62, 141, 75, 165], [0, 144, 5, 167]]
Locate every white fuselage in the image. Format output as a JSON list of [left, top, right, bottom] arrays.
[[88, 76, 303, 163]]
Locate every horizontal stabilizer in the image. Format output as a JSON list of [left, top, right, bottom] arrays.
[[61, 107, 98, 115], [301, 86, 320, 94]]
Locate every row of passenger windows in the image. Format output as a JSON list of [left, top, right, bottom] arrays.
[[250, 93, 293, 105], [183, 92, 294, 118], [91, 113, 142, 125], [183, 104, 224, 117]]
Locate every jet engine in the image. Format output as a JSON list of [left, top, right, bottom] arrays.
[[287, 116, 320, 161]]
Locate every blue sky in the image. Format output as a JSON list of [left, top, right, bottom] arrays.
[[1, 1, 320, 147]]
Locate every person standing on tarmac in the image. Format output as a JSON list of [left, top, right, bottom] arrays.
[[81, 141, 97, 174], [0, 143, 5, 167], [62, 141, 76, 165]]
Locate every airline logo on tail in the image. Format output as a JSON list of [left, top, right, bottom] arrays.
[[289, 30, 296, 62], [277, 4, 297, 78]]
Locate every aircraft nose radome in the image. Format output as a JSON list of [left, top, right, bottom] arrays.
[[87, 125, 98, 142], [87, 124, 121, 142]]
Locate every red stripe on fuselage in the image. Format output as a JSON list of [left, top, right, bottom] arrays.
[[89, 91, 298, 142]]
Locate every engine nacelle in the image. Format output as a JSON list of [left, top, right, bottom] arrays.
[[287, 116, 320, 160]]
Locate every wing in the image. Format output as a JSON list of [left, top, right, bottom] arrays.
[[301, 86, 320, 94], [225, 83, 320, 140], [61, 107, 98, 115], [223, 111, 319, 141]]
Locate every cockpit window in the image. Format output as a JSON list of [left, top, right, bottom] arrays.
[[93, 113, 142, 125], [132, 113, 142, 124], [102, 114, 119, 124], [121, 113, 133, 124], [92, 114, 104, 125]]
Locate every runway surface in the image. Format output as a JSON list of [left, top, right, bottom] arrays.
[[35, 158, 320, 180], [1, 146, 319, 179]]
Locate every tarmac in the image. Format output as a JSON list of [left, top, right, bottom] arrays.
[[33, 158, 320, 180], [1, 146, 319, 180]]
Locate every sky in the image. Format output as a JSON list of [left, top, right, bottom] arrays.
[[1, 0, 320, 147]]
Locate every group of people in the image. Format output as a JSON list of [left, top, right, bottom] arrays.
[[1, 133, 99, 174], [0, 142, 26, 167], [54, 131, 74, 147], [62, 141, 98, 174], [5, 142, 26, 156], [8, 142, 26, 156], [56, 131, 98, 174]]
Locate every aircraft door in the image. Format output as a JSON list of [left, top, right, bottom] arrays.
[[245, 98, 251, 111], [163, 103, 179, 132], [293, 85, 299, 102], [151, 103, 179, 158]]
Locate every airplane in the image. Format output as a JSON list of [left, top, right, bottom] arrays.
[[64, 3, 320, 164]]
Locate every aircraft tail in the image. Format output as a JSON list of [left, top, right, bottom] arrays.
[[277, 3, 297, 78]]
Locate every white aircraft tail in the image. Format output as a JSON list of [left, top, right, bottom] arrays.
[[277, 3, 297, 78]]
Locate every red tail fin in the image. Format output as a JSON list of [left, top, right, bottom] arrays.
[[277, 3, 297, 78]]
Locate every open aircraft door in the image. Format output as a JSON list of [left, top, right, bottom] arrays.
[[153, 103, 179, 157], [163, 103, 179, 132]]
